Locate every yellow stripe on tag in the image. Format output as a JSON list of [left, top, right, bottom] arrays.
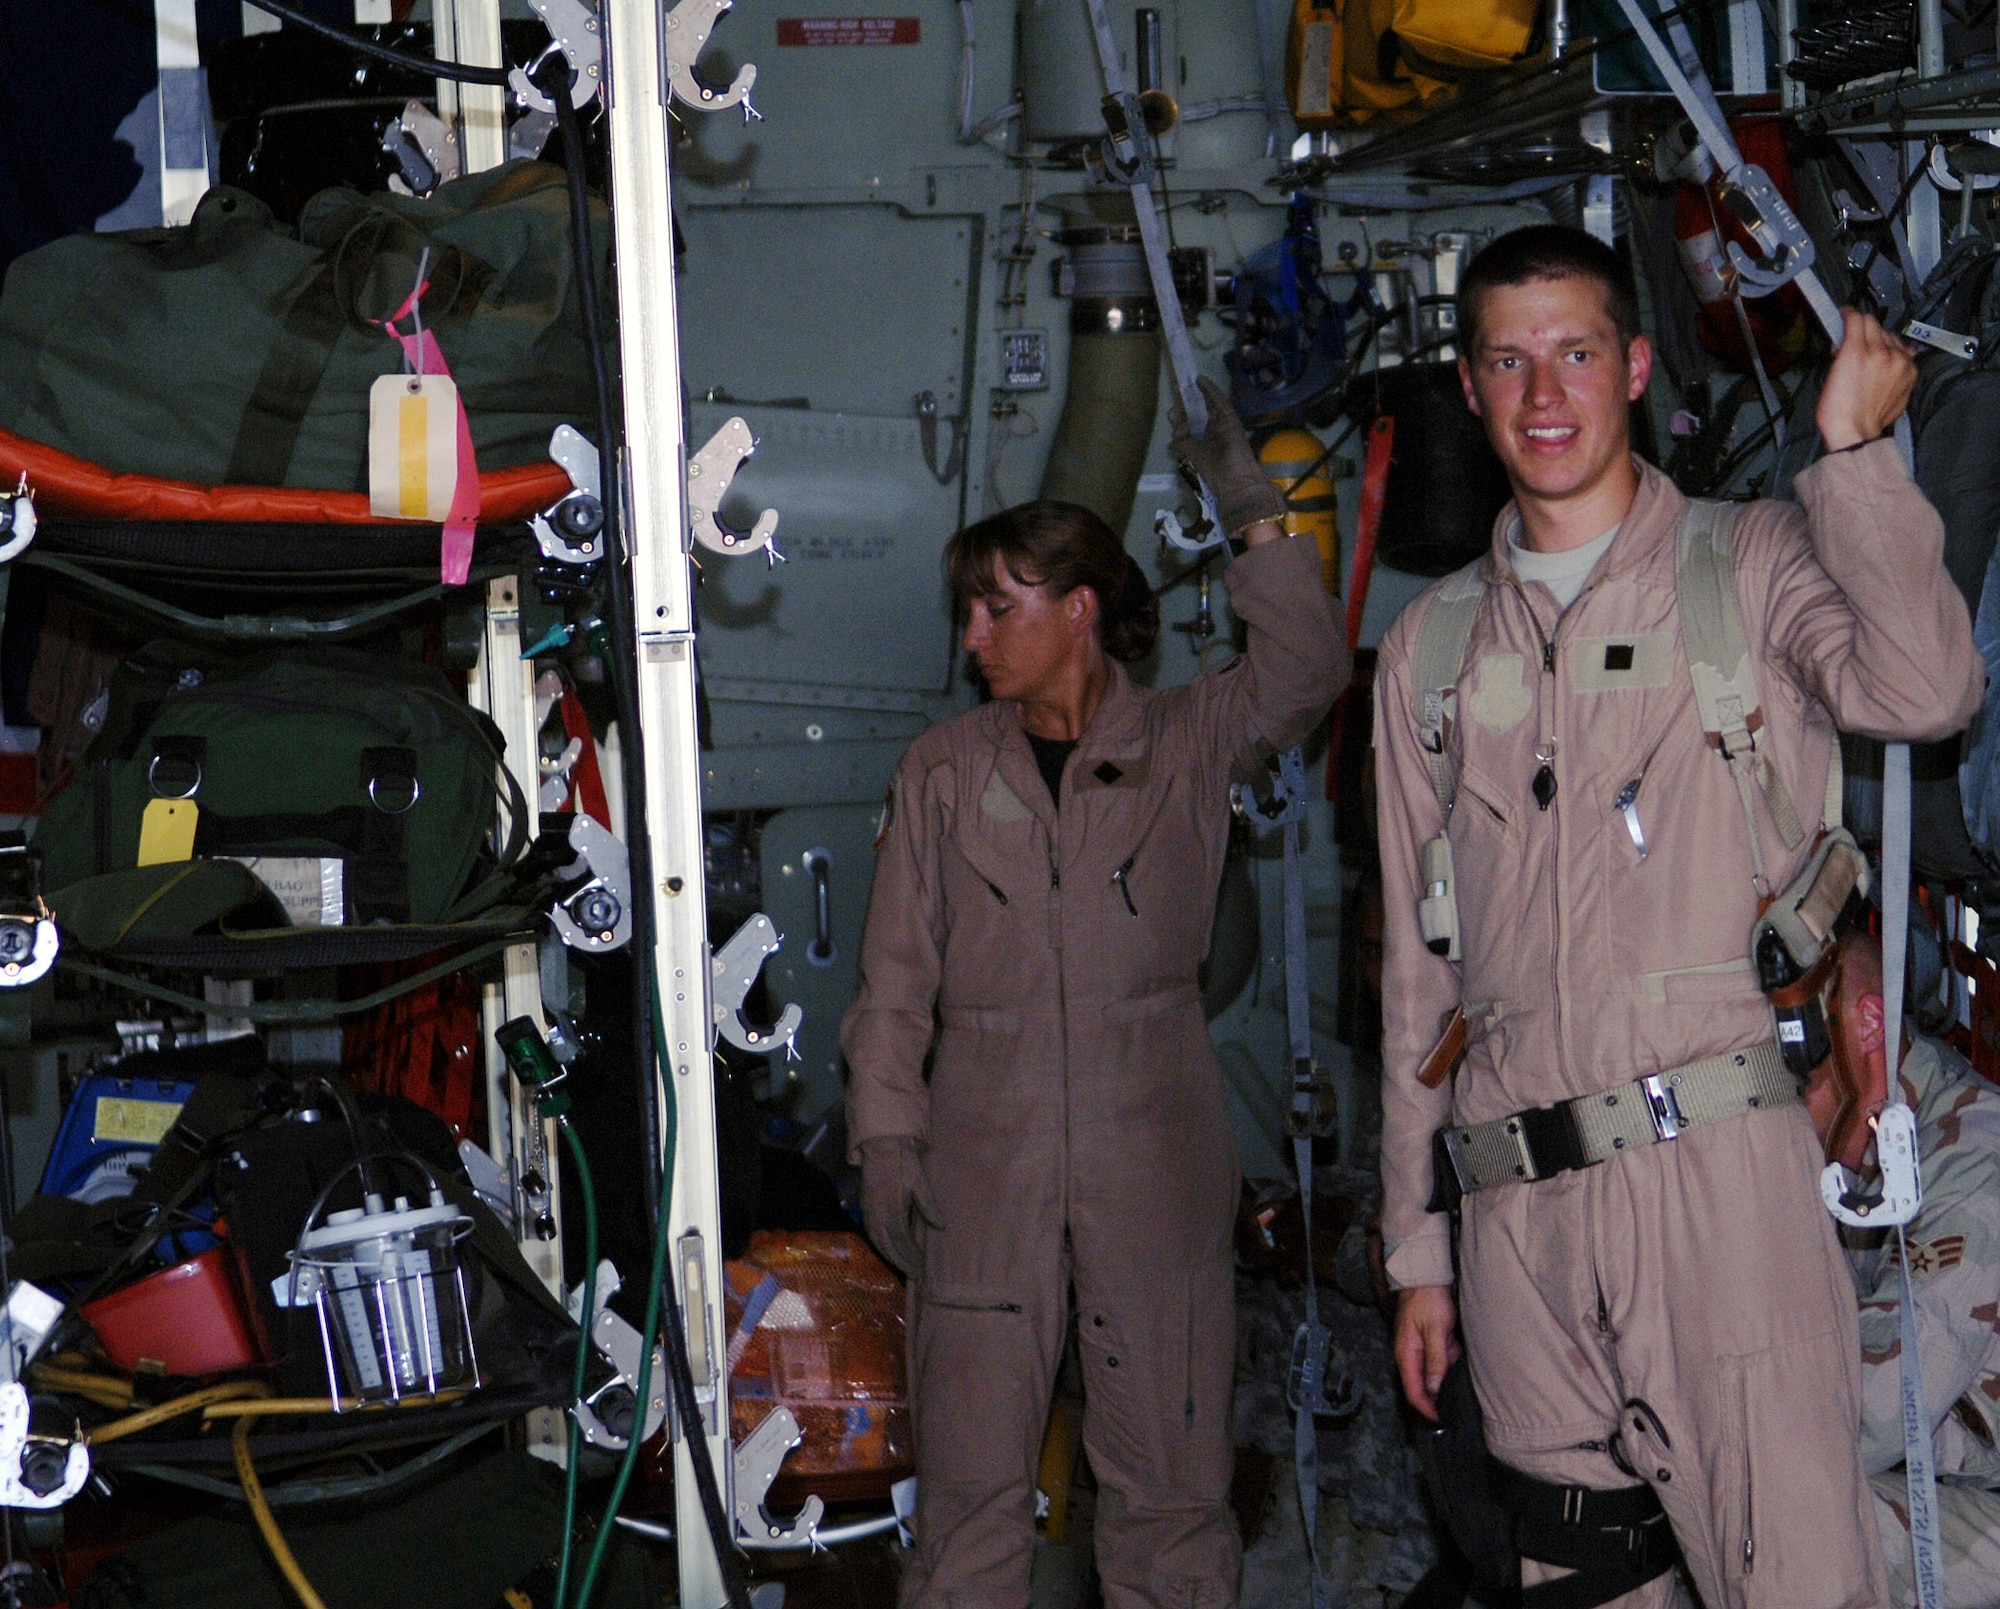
[[399, 392, 429, 517]]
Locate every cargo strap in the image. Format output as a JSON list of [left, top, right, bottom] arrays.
[[1080, 0, 1226, 550], [1434, 1040, 1794, 1198], [1880, 738, 1945, 1608], [1489, 1462, 1681, 1609], [1237, 745, 1351, 1609], [225, 262, 346, 489]]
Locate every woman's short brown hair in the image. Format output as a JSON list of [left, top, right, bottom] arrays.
[[944, 500, 1160, 663]]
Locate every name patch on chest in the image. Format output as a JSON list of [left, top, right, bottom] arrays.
[[1465, 653, 1532, 734], [1569, 632, 1674, 694], [980, 766, 1035, 823]]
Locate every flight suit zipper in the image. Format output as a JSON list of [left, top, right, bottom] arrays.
[[1508, 580, 1572, 1088]]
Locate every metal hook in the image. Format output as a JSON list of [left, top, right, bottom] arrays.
[[688, 417, 781, 558], [663, 0, 759, 116], [712, 913, 803, 1057]]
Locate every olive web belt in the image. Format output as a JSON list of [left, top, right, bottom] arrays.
[[1436, 1040, 1795, 1197]]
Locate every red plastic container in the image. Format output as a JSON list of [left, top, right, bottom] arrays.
[[82, 1247, 265, 1377]]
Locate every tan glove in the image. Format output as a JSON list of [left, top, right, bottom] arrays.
[[1169, 375, 1287, 538], [859, 1136, 944, 1278]]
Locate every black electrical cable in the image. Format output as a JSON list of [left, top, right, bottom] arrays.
[[535, 64, 665, 1231], [540, 59, 754, 1609], [241, 0, 515, 86]]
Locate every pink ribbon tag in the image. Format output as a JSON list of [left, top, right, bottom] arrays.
[[381, 285, 479, 586]]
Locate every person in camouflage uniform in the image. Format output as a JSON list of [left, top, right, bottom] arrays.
[[1813, 939, 2000, 1608]]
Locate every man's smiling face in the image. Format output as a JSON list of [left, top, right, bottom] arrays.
[[1458, 273, 1653, 531]]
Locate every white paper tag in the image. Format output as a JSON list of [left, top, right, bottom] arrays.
[[368, 373, 461, 522], [1298, 19, 1335, 117], [228, 857, 345, 927]]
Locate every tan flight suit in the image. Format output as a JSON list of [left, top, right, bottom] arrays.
[[1373, 443, 1982, 1608], [843, 534, 1345, 1609]]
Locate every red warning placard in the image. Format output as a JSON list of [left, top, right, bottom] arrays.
[[776, 16, 921, 45]]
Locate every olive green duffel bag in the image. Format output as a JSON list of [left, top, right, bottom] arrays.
[[0, 158, 610, 491], [33, 643, 528, 932]]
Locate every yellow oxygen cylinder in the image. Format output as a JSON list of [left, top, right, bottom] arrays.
[[1259, 428, 1340, 597]]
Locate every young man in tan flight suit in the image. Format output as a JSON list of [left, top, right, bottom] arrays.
[[1373, 224, 1983, 1607]]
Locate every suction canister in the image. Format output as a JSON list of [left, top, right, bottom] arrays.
[[288, 1179, 476, 1407]]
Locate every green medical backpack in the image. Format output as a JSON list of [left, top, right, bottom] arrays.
[[33, 644, 527, 930]]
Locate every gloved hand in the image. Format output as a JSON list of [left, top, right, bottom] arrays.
[[1169, 375, 1287, 538], [859, 1136, 944, 1278]]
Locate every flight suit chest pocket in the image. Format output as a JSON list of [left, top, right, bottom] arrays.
[[949, 774, 1040, 902], [1568, 632, 1675, 695], [1450, 759, 1516, 843]]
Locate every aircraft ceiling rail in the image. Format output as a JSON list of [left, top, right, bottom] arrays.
[[1795, 59, 2000, 137]]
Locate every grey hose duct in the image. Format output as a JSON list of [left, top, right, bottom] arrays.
[[1038, 202, 1162, 537]]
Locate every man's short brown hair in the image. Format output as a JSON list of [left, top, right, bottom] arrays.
[[1456, 224, 1642, 354]]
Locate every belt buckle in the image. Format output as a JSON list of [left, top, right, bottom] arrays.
[[1441, 1117, 1538, 1193], [1439, 1127, 1477, 1194], [1640, 1074, 1682, 1141]]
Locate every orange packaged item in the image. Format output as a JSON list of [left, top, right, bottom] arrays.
[[724, 1231, 911, 1503], [0, 424, 569, 527]]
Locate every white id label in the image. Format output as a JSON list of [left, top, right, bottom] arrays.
[[368, 373, 461, 522]]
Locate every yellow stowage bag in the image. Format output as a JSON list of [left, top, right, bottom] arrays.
[[1343, 0, 1449, 120], [1389, 0, 1542, 76]]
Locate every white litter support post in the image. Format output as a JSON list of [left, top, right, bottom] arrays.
[[602, 0, 737, 1601], [432, 0, 509, 175], [438, 5, 570, 1474], [154, 0, 209, 227]]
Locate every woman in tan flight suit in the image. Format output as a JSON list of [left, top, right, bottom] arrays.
[[842, 380, 1347, 1609]]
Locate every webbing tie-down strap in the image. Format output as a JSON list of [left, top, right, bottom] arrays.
[[1238, 745, 1351, 1609], [1882, 739, 1945, 1607]]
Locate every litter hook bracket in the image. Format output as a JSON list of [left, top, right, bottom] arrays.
[[509, 0, 605, 111], [1822, 1102, 1924, 1228], [532, 424, 606, 567], [688, 417, 783, 563], [712, 912, 803, 1057], [663, 0, 761, 120], [734, 1405, 825, 1548]]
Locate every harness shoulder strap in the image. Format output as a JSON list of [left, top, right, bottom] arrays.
[[1674, 498, 1759, 756], [1409, 559, 1487, 815], [1675, 498, 1810, 882]]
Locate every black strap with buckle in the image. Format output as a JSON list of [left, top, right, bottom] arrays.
[[1489, 1460, 1680, 1609]]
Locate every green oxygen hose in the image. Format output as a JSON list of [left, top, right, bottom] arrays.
[[553, 1117, 601, 1609], [566, 983, 681, 1609]]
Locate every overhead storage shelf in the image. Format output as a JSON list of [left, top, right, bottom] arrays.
[[1284, 52, 1619, 187]]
